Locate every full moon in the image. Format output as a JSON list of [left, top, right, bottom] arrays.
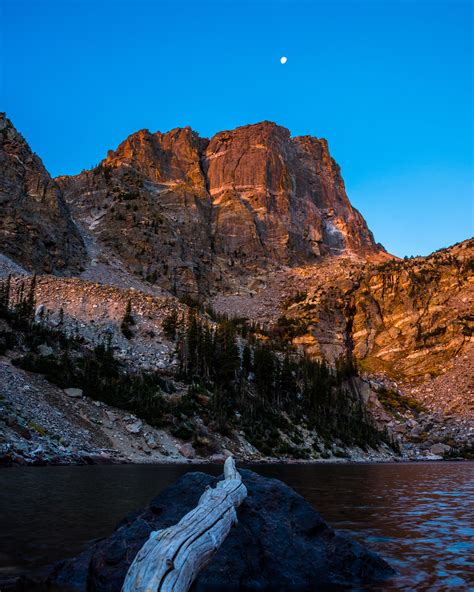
[[280, 56, 287, 64]]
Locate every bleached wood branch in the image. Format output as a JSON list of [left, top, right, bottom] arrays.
[[122, 457, 247, 592]]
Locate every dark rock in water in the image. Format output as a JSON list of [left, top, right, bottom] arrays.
[[48, 470, 394, 591]]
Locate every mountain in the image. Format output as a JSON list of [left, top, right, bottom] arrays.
[[58, 121, 386, 297], [0, 116, 472, 466], [0, 114, 85, 274]]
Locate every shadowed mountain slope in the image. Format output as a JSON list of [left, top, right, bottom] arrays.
[[0, 114, 85, 274]]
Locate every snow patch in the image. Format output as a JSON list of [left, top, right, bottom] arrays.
[[323, 219, 345, 253]]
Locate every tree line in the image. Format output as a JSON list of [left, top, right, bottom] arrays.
[[0, 275, 393, 456], [162, 306, 391, 454]]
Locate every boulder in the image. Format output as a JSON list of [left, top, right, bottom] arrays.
[[105, 411, 117, 423], [49, 470, 394, 591], [64, 388, 83, 398], [178, 442, 196, 459], [125, 420, 142, 434], [144, 433, 159, 449], [195, 393, 210, 406], [430, 442, 451, 456], [35, 304, 46, 318], [208, 453, 227, 463], [37, 343, 53, 357]]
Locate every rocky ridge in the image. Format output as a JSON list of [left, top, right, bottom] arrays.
[[276, 240, 473, 417], [0, 274, 399, 466], [1, 270, 470, 466], [0, 114, 85, 274], [58, 121, 386, 297]]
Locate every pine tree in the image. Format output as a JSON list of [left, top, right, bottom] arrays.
[[242, 343, 252, 376], [253, 343, 276, 404], [12, 276, 36, 325], [201, 323, 215, 379], [0, 275, 11, 314], [214, 321, 239, 386], [121, 299, 135, 339], [185, 309, 199, 377], [162, 307, 178, 340], [26, 274, 36, 319], [277, 353, 295, 409], [211, 385, 232, 434]]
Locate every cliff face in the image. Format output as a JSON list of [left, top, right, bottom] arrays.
[[351, 240, 472, 379], [204, 122, 379, 262], [58, 122, 384, 296], [280, 240, 473, 417], [0, 114, 85, 274], [350, 240, 473, 416]]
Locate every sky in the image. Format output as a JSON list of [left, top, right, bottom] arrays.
[[1, 0, 472, 257]]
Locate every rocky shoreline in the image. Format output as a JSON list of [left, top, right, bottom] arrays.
[[2, 352, 471, 468]]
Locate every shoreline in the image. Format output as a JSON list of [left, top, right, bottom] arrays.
[[1, 456, 470, 469]]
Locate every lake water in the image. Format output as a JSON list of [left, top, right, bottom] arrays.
[[0, 462, 473, 591]]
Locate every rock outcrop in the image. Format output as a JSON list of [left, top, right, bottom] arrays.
[[49, 470, 394, 591], [0, 114, 85, 273], [351, 240, 473, 417], [275, 239, 473, 418], [351, 240, 473, 380], [58, 122, 385, 297]]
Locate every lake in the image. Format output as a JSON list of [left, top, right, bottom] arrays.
[[0, 462, 473, 590]]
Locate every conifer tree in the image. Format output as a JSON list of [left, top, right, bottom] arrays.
[[242, 343, 252, 376], [162, 307, 178, 340], [185, 309, 200, 377], [26, 274, 36, 319], [253, 343, 276, 404], [121, 299, 135, 339], [214, 321, 239, 386], [277, 353, 295, 409], [0, 275, 11, 314]]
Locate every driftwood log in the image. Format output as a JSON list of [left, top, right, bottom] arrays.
[[122, 457, 247, 592]]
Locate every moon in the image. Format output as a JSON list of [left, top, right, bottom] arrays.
[[280, 56, 287, 64]]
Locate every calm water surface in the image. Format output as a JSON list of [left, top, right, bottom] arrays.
[[0, 462, 473, 591]]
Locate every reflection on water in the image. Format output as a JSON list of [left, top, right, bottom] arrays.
[[255, 463, 474, 591], [0, 462, 473, 590]]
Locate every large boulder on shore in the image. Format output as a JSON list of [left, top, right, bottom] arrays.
[[50, 469, 394, 591]]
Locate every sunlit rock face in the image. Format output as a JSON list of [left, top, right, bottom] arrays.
[[0, 114, 85, 274], [348, 240, 474, 416], [204, 122, 378, 262], [281, 239, 473, 417], [58, 121, 384, 296]]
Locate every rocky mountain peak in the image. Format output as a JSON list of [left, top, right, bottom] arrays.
[[57, 121, 385, 296], [103, 126, 207, 187]]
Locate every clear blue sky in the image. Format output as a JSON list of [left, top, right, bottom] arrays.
[[1, 0, 472, 257]]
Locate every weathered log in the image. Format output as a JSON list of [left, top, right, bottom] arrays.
[[122, 457, 247, 592]]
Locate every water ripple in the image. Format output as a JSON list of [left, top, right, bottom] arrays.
[[0, 461, 473, 590]]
